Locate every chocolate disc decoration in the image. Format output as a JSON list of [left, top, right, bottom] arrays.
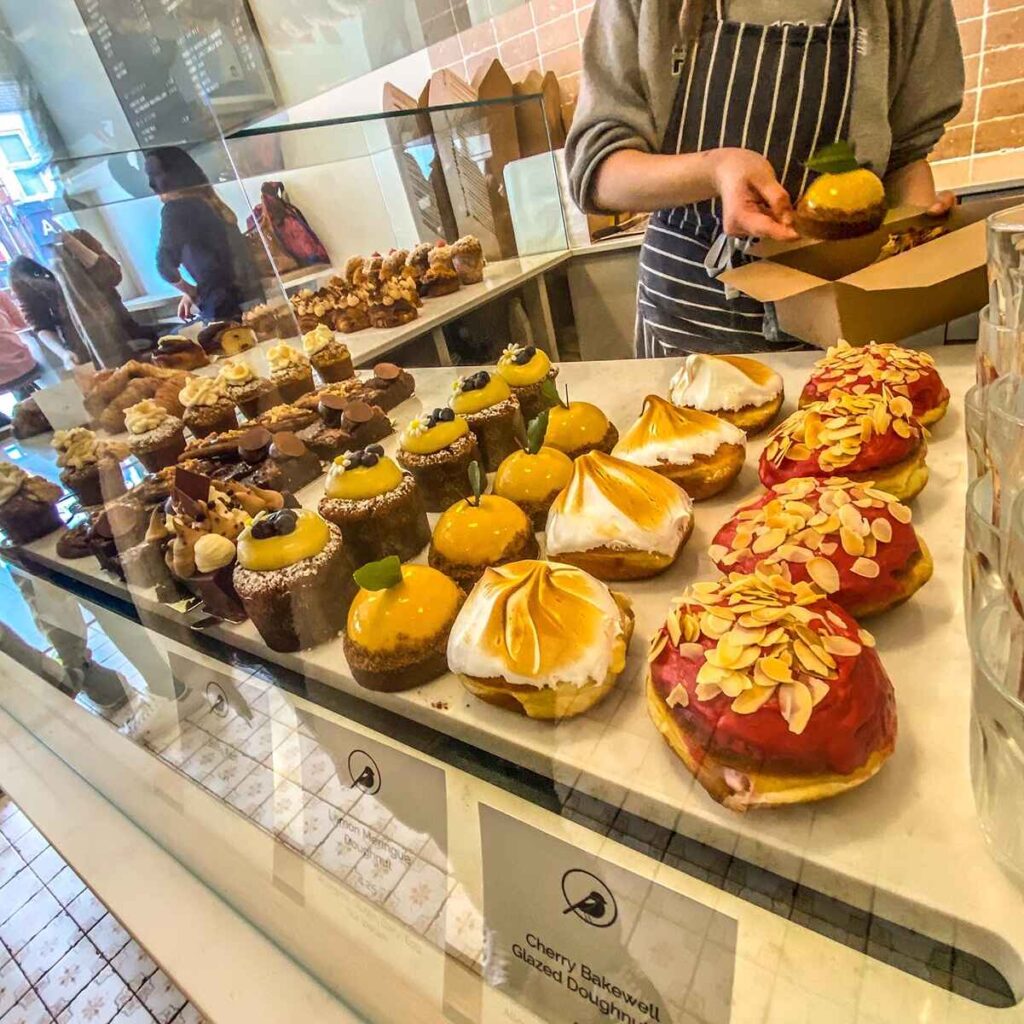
[[238, 427, 273, 464], [374, 362, 401, 381], [343, 400, 374, 425], [270, 431, 309, 460], [319, 393, 349, 427]]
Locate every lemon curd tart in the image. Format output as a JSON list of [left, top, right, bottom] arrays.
[[612, 395, 746, 500], [495, 343, 558, 422], [447, 559, 635, 719], [429, 480, 539, 588], [344, 558, 466, 692], [233, 508, 355, 652], [449, 370, 525, 471], [396, 407, 481, 512], [545, 450, 694, 580], [543, 397, 618, 459], [319, 444, 431, 565], [494, 409, 574, 529], [794, 143, 888, 240]]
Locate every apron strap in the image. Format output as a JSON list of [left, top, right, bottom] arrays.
[[704, 233, 754, 299]]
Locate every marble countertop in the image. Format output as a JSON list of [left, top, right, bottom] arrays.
[[15, 346, 1024, 1002]]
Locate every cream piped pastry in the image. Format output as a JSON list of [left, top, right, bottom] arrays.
[[760, 389, 928, 503], [450, 235, 485, 285], [710, 477, 933, 618], [52, 428, 129, 507], [669, 354, 784, 434], [612, 395, 746, 500], [647, 565, 896, 810], [302, 324, 354, 384], [345, 558, 466, 692], [217, 360, 279, 420], [449, 370, 525, 472], [545, 450, 694, 580], [447, 559, 635, 720], [124, 399, 186, 473], [799, 340, 950, 427], [0, 463, 63, 545], [495, 344, 558, 423], [267, 342, 315, 404], [179, 376, 238, 439]]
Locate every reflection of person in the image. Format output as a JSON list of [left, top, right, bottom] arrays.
[[11, 231, 156, 370], [567, 0, 964, 356], [146, 147, 260, 323]]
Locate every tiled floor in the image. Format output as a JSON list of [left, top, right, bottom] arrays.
[[0, 797, 204, 1024]]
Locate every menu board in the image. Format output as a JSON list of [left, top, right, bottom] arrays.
[[74, 0, 277, 147]]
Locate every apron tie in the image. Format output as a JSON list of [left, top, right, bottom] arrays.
[[703, 233, 753, 300]]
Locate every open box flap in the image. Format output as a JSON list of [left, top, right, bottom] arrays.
[[719, 260, 826, 302], [839, 218, 986, 291]]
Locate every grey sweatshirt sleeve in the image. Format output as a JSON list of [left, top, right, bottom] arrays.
[[565, 0, 660, 212], [885, 0, 965, 173]]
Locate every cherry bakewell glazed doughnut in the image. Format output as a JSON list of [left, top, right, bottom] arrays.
[[760, 390, 928, 502], [709, 477, 933, 618], [647, 566, 896, 810], [799, 340, 950, 427]]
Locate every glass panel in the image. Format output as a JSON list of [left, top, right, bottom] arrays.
[[0, 133, 31, 163]]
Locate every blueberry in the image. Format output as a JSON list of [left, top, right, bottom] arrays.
[[363, 452, 379, 467], [514, 345, 536, 365], [251, 518, 275, 540], [366, 444, 385, 456], [438, 407, 455, 422]]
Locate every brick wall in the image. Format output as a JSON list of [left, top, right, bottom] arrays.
[[428, 0, 1024, 167]]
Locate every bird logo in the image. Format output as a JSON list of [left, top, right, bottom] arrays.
[[561, 870, 618, 928], [347, 750, 382, 795]]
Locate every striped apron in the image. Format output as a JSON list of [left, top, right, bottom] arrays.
[[636, 0, 856, 357]]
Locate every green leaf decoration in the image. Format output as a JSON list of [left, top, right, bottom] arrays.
[[805, 140, 861, 175], [468, 460, 484, 507], [541, 377, 565, 410], [526, 410, 549, 455], [353, 555, 403, 591]]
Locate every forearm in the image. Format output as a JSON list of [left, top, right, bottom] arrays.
[[591, 149, 721, 213], [884, 159, 940, 207]]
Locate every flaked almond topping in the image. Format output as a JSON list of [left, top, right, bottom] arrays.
[[649, 632, 669, 663], [666, 684, 689, 708], [666, 612, 682, 647], [858, 628, 877, 648], [889, 502, 912, 524], [807, 557, 841, 593], [851, 557, 880, 579], [871, 518, 893, 543], [809, 341, 938, 395], [654, 567, 863, 735]]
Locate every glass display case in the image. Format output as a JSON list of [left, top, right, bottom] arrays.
[[1, 4, 1024, 1023]]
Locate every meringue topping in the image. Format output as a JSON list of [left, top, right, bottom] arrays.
[[546, 451, 693, 559], [446, 559, 628, 689], [613, 395, 746, 468], [669, 354, 782, 413]]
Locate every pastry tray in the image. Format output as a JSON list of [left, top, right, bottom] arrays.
[[15, 349, 1024, 991]]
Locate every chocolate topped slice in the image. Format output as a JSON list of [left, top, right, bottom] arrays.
[[239, 427, 274, 464], [319, 393, 349, 427], [343, 400, 375, 426], [174, 466, 213, 504], [270, 431, 309, 460], [374, 362, 402, 382]]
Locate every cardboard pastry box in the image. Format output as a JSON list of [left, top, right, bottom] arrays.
[[720, 197, 1014, 348]]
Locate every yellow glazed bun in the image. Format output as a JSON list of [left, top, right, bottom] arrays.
[[446, 559, 634, 719]]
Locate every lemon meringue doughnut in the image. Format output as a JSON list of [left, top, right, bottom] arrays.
[[669, 354, 784, 434], [447, 559, 634, 719], [545, 451, 694, 580], [613, 395, 746, 500]]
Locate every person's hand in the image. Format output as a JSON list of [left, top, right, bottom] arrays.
[[926, 190, 957, 217], [710, 148, 799, 242], [176, 294, 196, 321]]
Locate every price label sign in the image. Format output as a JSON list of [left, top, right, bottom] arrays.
[[479, 806, 735, 1024]]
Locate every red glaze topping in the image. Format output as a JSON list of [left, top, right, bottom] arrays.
[[800, 340, 949, 421], [760, 390, 922, 489], [648, 567, 896, 777], [709, 477, 921, 612]]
